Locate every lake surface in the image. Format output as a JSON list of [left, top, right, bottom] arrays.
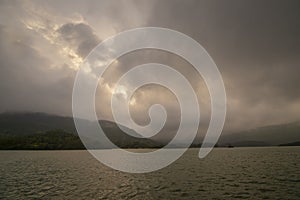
[[0, 147, 299, 199]]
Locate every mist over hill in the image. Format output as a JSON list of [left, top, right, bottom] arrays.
[[219, 122, 300, 146]]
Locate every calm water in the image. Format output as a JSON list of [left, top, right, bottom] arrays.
[[0, 147, 299, 199]]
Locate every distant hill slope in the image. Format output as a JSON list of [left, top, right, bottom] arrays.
[[220, 121, 300, 146], [0, 112, 161, 149]]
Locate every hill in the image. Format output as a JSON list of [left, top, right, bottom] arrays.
[[0, 112, 299, 149], [0, 112, 161, 150]]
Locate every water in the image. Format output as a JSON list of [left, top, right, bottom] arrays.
[[0, 147, 299, 199]]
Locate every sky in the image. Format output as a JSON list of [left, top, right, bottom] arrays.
[[0, 0, 299, 136]]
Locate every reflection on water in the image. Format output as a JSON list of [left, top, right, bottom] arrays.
[[0, 147, 299, 199]]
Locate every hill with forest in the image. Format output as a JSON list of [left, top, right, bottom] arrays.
[[0, 112, 161, 150]]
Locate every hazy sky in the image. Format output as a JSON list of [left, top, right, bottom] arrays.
[[0, 0, 299, 134]]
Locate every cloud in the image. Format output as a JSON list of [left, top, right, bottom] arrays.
[[57, 22, 99, 58], [0, 0, 299, 137], [144, 0, 300, 131], [0, 25, 75, 115], [0, 2, 100, 115]]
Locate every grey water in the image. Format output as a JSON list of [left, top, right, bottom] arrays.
[[0, 147, 299, 199]]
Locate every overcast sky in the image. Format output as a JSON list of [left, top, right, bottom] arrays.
[[0, 0, 299, 135]]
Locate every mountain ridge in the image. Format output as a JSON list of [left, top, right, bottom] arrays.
[[0, 112, 299, 149]]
